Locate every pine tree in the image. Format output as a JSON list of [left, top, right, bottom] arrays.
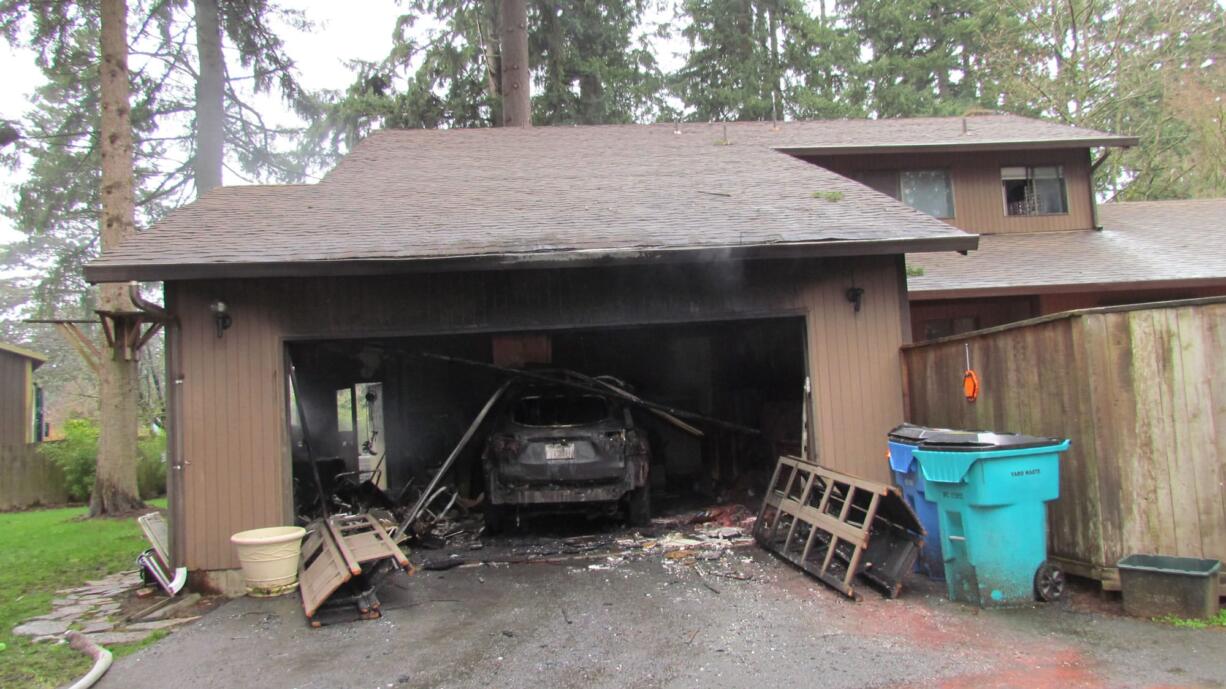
[[303, 0, 668, 158], [839, 0, 1011, 117], [670, 0, 861, 121]]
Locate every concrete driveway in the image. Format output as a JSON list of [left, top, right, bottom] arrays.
[[96, 550, 1224, 689]]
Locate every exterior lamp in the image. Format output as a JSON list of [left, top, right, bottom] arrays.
[[846, 287, 865, 313], [210, 300, 232, 338]]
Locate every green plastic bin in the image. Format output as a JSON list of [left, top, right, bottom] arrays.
[[1118, 554, 1222, 620], [914, 431, 1070, 607]]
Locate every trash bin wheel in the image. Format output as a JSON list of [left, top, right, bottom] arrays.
[[1034, 561, 1065, 602]]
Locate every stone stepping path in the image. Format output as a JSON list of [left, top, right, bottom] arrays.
[[10, 570, 196, 645]]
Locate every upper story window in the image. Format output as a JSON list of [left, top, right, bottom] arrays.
[[900, 170, 954, 219], [853, 169, 954, 219], [1002, 165, 1067, 216]]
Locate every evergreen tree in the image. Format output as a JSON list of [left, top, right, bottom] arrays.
[[672, 0, 778, 121], [532, 0, 666, 125], [0, 0, 311, 315], [839, 0, 1011, 117], [670, 0, 862, 121], [303, 0, 668, 159]]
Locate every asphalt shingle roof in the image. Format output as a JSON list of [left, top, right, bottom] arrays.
[[86, 115, 1130, 282], [908, 198, 1226, 296]]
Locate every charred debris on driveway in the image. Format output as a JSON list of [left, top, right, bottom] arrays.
[[289, 351, 922, 626]]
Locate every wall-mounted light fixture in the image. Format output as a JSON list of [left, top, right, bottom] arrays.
[[845, 287, 865, 313], [209, 300, 232, 338]]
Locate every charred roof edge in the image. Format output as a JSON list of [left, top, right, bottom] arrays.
[[86, 234, 978, 284]]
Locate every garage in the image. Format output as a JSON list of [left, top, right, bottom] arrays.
[[284, 316, 807, 534], [82, 123, 976, 589]]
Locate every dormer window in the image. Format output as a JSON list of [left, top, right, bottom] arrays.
[[852, 169, 954, 219], [1002, 166, 1067, 216], [899, 170, 954, 219]]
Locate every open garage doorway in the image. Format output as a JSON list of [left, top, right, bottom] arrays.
[[285, 316, 807, 539]]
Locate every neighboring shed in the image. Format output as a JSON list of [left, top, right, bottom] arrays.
[[901, 297, 1226, 593], [0, 342, 44, 445], [0, 342, 64, 510], [92, 119, 1165, 579]]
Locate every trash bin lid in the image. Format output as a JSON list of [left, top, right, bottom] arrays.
[[919, 430, 1065, 452], [887, 423, 947, 443]]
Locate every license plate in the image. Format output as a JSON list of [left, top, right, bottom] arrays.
[[545, 443, 575, 460]]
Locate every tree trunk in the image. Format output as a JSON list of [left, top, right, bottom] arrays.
[[499, 0, 530, 127], [194, 0, 224, 196], [578, 73, 604, 125], [94, 0, 144, 517], [768, 2, 781, 123]]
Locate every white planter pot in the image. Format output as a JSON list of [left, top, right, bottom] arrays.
[[230, 526, 306, 597]]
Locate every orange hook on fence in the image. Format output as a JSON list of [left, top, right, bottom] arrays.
[[963, 343, 980, 403]]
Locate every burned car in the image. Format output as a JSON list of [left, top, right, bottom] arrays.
[[482, 376, 651, 530]]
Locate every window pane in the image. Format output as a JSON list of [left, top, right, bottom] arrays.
[[1033, 177, 1067, 213], [900, 170, 954, 217], [1032, 166, 1062, 179], [853, 170, 900, 199], [1001, 166, 1028, 180]]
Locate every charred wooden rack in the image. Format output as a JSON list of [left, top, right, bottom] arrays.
[[754, 455, 924, 600], [299, 513, 411, 627]]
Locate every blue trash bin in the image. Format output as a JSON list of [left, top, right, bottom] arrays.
[[915, 431, 1070, 607], [888, 424, 946, 580]]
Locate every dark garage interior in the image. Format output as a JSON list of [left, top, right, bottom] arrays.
[[286, 316, 808, 528]]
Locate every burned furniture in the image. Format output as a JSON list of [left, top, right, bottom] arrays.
[[137, 512, 187, 596], [298, 513, 410, 627], [755, 455, 923, 600]]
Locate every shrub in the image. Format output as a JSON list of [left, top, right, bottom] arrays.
[[38, 418, 168, 502], [38, 418, 99, 502], [137, 430, 168, 499]]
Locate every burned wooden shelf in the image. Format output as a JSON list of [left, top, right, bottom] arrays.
[[754, 455, 924, 600], [299, 513, 410, 626]]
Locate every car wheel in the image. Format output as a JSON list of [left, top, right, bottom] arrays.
[[627, 484, 651, 527]]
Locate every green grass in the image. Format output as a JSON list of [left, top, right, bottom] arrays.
[[1155, 609, 1226, 629], [0, 499, 167, 688]]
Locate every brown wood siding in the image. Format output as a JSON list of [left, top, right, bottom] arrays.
[[0, 351, 32, 446], [909, 296, 1039, 342], [806, 148, 1094, 235], [901, 299, 1226, 587], [1038, 285, 1226, 316], [172, 284, 289, 571], [171, 257, 908, 570]]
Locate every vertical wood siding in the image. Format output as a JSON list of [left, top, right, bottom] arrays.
[[808, 148, 1094, 235], [901, 299, 1226, 585], [172, 257, 908, 570], [0, 351, 33, 445]]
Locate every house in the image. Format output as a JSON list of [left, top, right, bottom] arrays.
[[84, 115, 1137, 584], [907, 198, 1226, 340], [0, 341, 59, 511]]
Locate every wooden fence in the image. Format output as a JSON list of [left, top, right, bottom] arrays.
[[0, 443, 68, 511], [901, 297, 1226, 591]]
